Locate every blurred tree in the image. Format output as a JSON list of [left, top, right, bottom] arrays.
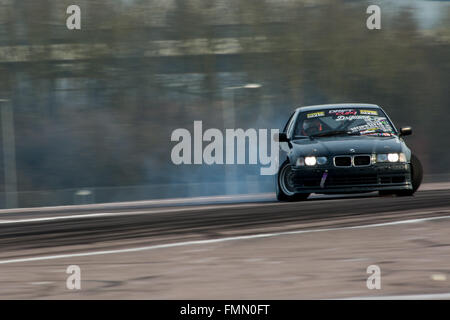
[[0, 0, 448, 203]]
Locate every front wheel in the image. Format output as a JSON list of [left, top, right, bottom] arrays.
[[379, 153, 423, 197], [276, 160, 310, 201], [396, 153, 423, 196]]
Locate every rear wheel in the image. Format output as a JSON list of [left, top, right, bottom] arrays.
[[276, 160, 310, 201]]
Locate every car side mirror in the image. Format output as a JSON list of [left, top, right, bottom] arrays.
[[400, 127, 412, 136], [276, 132, 290, 142]]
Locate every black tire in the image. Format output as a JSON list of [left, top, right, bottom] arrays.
[[395, 153, 423, 197], [378, 154, 423, 197], [410, 153, 423, 192], [276, 160, 310, 201]]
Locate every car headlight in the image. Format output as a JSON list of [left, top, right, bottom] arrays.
[[377, 154, 388, 162], [296, 156, 327, 166], [305, 156, 317, 166], [317, 157, 328, 165], [388, 153, 399, 162], [377, 153, 406, 163]]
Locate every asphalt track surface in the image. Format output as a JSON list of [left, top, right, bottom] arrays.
[[0, 184, 450, 299], [1, 188, 449, 253]]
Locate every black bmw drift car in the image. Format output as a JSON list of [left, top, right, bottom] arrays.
[[276, 104, 423, 201]]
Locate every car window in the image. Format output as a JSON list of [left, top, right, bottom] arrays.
[[293, 108, 396, 137], [282, 112, 295, 133]]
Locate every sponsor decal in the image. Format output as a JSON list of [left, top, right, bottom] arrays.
[[336, 115, 372, 121], [362, 132, 394, 137], [350, 124, 373, 132], [307, 111, 325, 119], [328, 109, 357, 116], [360, 109, 378, 115]]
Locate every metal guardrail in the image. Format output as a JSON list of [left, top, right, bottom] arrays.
[[0, 177, 275, 209]]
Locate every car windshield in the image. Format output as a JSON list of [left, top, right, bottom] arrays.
[[293, 108, 396, 138]]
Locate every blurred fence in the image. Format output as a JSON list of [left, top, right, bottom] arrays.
[[0, 174, 448, 209], [0, 176, 275, 208]]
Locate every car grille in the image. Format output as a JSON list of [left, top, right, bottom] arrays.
[[353, 155, 371, 166], [334, 155, 371, 167], [292, 176, 321, 187], [292, 173, 408, 188], [380, 176, 406, 184], [334, 156, 352, 167], [326, 174, 378, 186]]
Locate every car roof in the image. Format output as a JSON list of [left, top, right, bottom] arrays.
[[295, 103, 381, 112]]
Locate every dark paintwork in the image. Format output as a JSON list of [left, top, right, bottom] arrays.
[[280, 104, 413, 194]]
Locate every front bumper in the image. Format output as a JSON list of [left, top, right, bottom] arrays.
[[290, 163, 412, 194]]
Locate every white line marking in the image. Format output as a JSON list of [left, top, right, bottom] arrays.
[[0, 193, 276, 215], [339, 292, 450, 300], [0, 202, 286, 224], [0, 213, 449, 265], [0, 191, 433, 225], [0, 181, 446, 215], [30, 282, 54, 286], [0, 193, 382, 224]]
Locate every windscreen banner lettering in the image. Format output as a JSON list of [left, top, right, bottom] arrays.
[[328, 109, 357, 116], [336, 115, 374, 121], [307, 111, 325, 118], [360, 109, 378, 115]]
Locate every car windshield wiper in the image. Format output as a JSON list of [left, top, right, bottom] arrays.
[[309, 130, 353, 138]]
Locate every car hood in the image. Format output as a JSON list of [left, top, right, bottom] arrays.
[[289, 135, 406, 157]]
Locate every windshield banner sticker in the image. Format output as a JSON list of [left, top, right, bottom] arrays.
[[307, 111, 325, 118], [360, 109, 378, 115], [336, 115, 373, 121], [328, 109, 357, 116]]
